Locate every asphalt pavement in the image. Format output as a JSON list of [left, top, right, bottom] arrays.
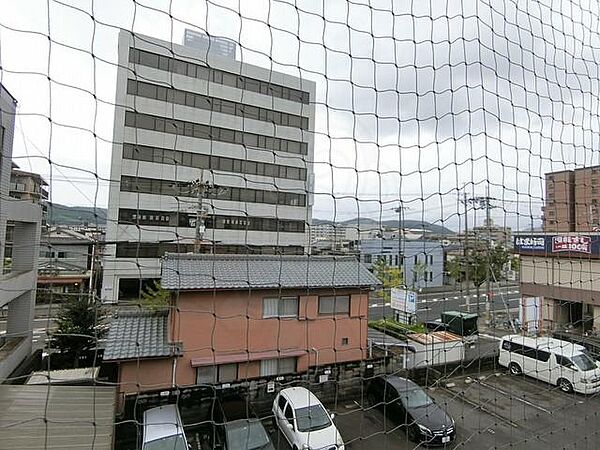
[[369, 284, 521, 322]]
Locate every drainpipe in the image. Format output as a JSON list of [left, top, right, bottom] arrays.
[[172, 356, 177, 388]]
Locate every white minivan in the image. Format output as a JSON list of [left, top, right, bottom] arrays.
[[499, 335, 600, 394], [273, 387, 344, 450]]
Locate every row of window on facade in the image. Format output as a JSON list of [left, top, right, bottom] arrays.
[[128, 80, 309, 130], [120, 175, 306, 207], [122, 143, 307, 181], [124, 112, 307, 155], [196, 357, 297, 384], [115, 243, 305, 258], [362, 254, 435, 265], [129, 48, 310, 104], [118, 208, 306, 233], [263, 295, 351, 318]]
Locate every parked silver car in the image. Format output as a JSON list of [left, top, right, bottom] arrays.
[[142, 404, 189, 450]]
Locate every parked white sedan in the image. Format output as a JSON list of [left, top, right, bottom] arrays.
[[272, 387, 344, 450]]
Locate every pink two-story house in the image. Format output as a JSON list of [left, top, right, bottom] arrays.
[[104, 254, 380, 398]]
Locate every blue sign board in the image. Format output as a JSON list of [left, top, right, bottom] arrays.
[[514, 234, 600, 256]]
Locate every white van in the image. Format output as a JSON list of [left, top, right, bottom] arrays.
[[499, 335, 600, 394]]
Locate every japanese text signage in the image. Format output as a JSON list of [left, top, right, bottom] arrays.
[[391, 288, 417, 314], [552, 235, 591, 253], [514, 234, 599, 255]]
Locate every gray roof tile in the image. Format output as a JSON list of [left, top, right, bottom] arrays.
[[103, 310, 171, 361], [161, 254, 381, 291]]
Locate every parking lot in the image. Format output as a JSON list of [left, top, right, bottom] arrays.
[[116, 365, 600, 449]]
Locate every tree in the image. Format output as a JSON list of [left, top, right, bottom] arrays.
[[373, 258, 404, 303], [447, 244, 513, 313], [140, 280, 170, 311], [51, 296, 107, 368], [411, 260, 428, 288]]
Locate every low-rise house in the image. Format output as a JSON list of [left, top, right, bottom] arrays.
[[37, 227, 96, 298], [103, 254, 379, 399]]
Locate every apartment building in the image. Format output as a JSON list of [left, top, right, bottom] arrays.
[[543, 166, 600, 232], [0, 83, 42, 380], [101, 30, 315, 302], [103, 254, 379, 398]]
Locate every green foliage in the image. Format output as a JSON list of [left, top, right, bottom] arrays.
[[51, 296, 107, 368], [140, 280, 170, 311], [448, 244, 512, 287], [369, 318, 425, 340], [372, 258, 404, 302]]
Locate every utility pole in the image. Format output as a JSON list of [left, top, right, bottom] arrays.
[[460, 188, 471, 313], [469, 186, 497, 321], [188, 171, 226, 254], [392, 205, 409, 270]]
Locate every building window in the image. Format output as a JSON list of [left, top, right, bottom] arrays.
[[363, 254, 372, 264], [341, 337, 349, 346], [263, 297, 299, 318], [414, 255, 418, 264], [260, 357, 296, 377], [218, 364, 238, 383], [196, 366, 216, 384], [123, 111, 306, 155], [318, 295, 350, 315]]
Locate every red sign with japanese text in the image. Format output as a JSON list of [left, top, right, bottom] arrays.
[[552, 235, 591, 253]]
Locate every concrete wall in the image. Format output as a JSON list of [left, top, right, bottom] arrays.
[[521, 255, 600, 292]]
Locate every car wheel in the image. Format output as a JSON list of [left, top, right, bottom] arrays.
[[558, 378, 573, 393], [509, 362, 522, 375], [407, 425, 419, 443]]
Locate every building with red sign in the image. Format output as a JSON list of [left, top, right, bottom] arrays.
[[514, 232, 600, 333]]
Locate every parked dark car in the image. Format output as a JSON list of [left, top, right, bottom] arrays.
[[212, 396, 275, 450], [367, 376, 455, 446]]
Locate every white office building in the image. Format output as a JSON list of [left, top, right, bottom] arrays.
[[101, 31, 315, 302]]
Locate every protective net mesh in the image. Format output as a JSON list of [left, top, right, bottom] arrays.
[[1, 0, 600, 448]]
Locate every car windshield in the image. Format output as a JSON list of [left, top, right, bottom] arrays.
[[225, 420, 271, 450], [400, 388, 434, 408], [295, 405, 332, 432], [143, 435, 188, 450], [572, 353, 597, 372]]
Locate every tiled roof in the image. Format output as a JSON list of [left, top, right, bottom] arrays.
[[103, 310, 171, 361], [161, 254, 381, 291]]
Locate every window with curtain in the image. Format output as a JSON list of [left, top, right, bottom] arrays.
[[263, 297, 298, 318]]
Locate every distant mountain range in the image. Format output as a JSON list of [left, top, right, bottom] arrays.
[[312, 217, 455, 235], [45, 204, 454, 235], [47, 203, 108, 226]]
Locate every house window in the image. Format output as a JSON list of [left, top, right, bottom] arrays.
[[263, 297, 298, 318], [196, 366, 216, 384], [318, 295, 350, 315], [341, 337, 349, 346], [363, 254, 372, 264], [260, 357, 296, 377], [218, 364, 237, 383]]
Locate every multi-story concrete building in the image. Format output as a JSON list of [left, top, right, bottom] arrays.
[[10, 166, 48, 222], [101, 31, 315, 302], [358, 238, 444, 289], [543, 166, 600, 232], [0, 83, 42, 380]]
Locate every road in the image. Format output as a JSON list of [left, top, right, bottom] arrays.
[[369, 284, 521, 322], [0, 317, 56, 350]]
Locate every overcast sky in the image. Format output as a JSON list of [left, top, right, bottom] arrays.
[[2, 0, 600, 231]]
